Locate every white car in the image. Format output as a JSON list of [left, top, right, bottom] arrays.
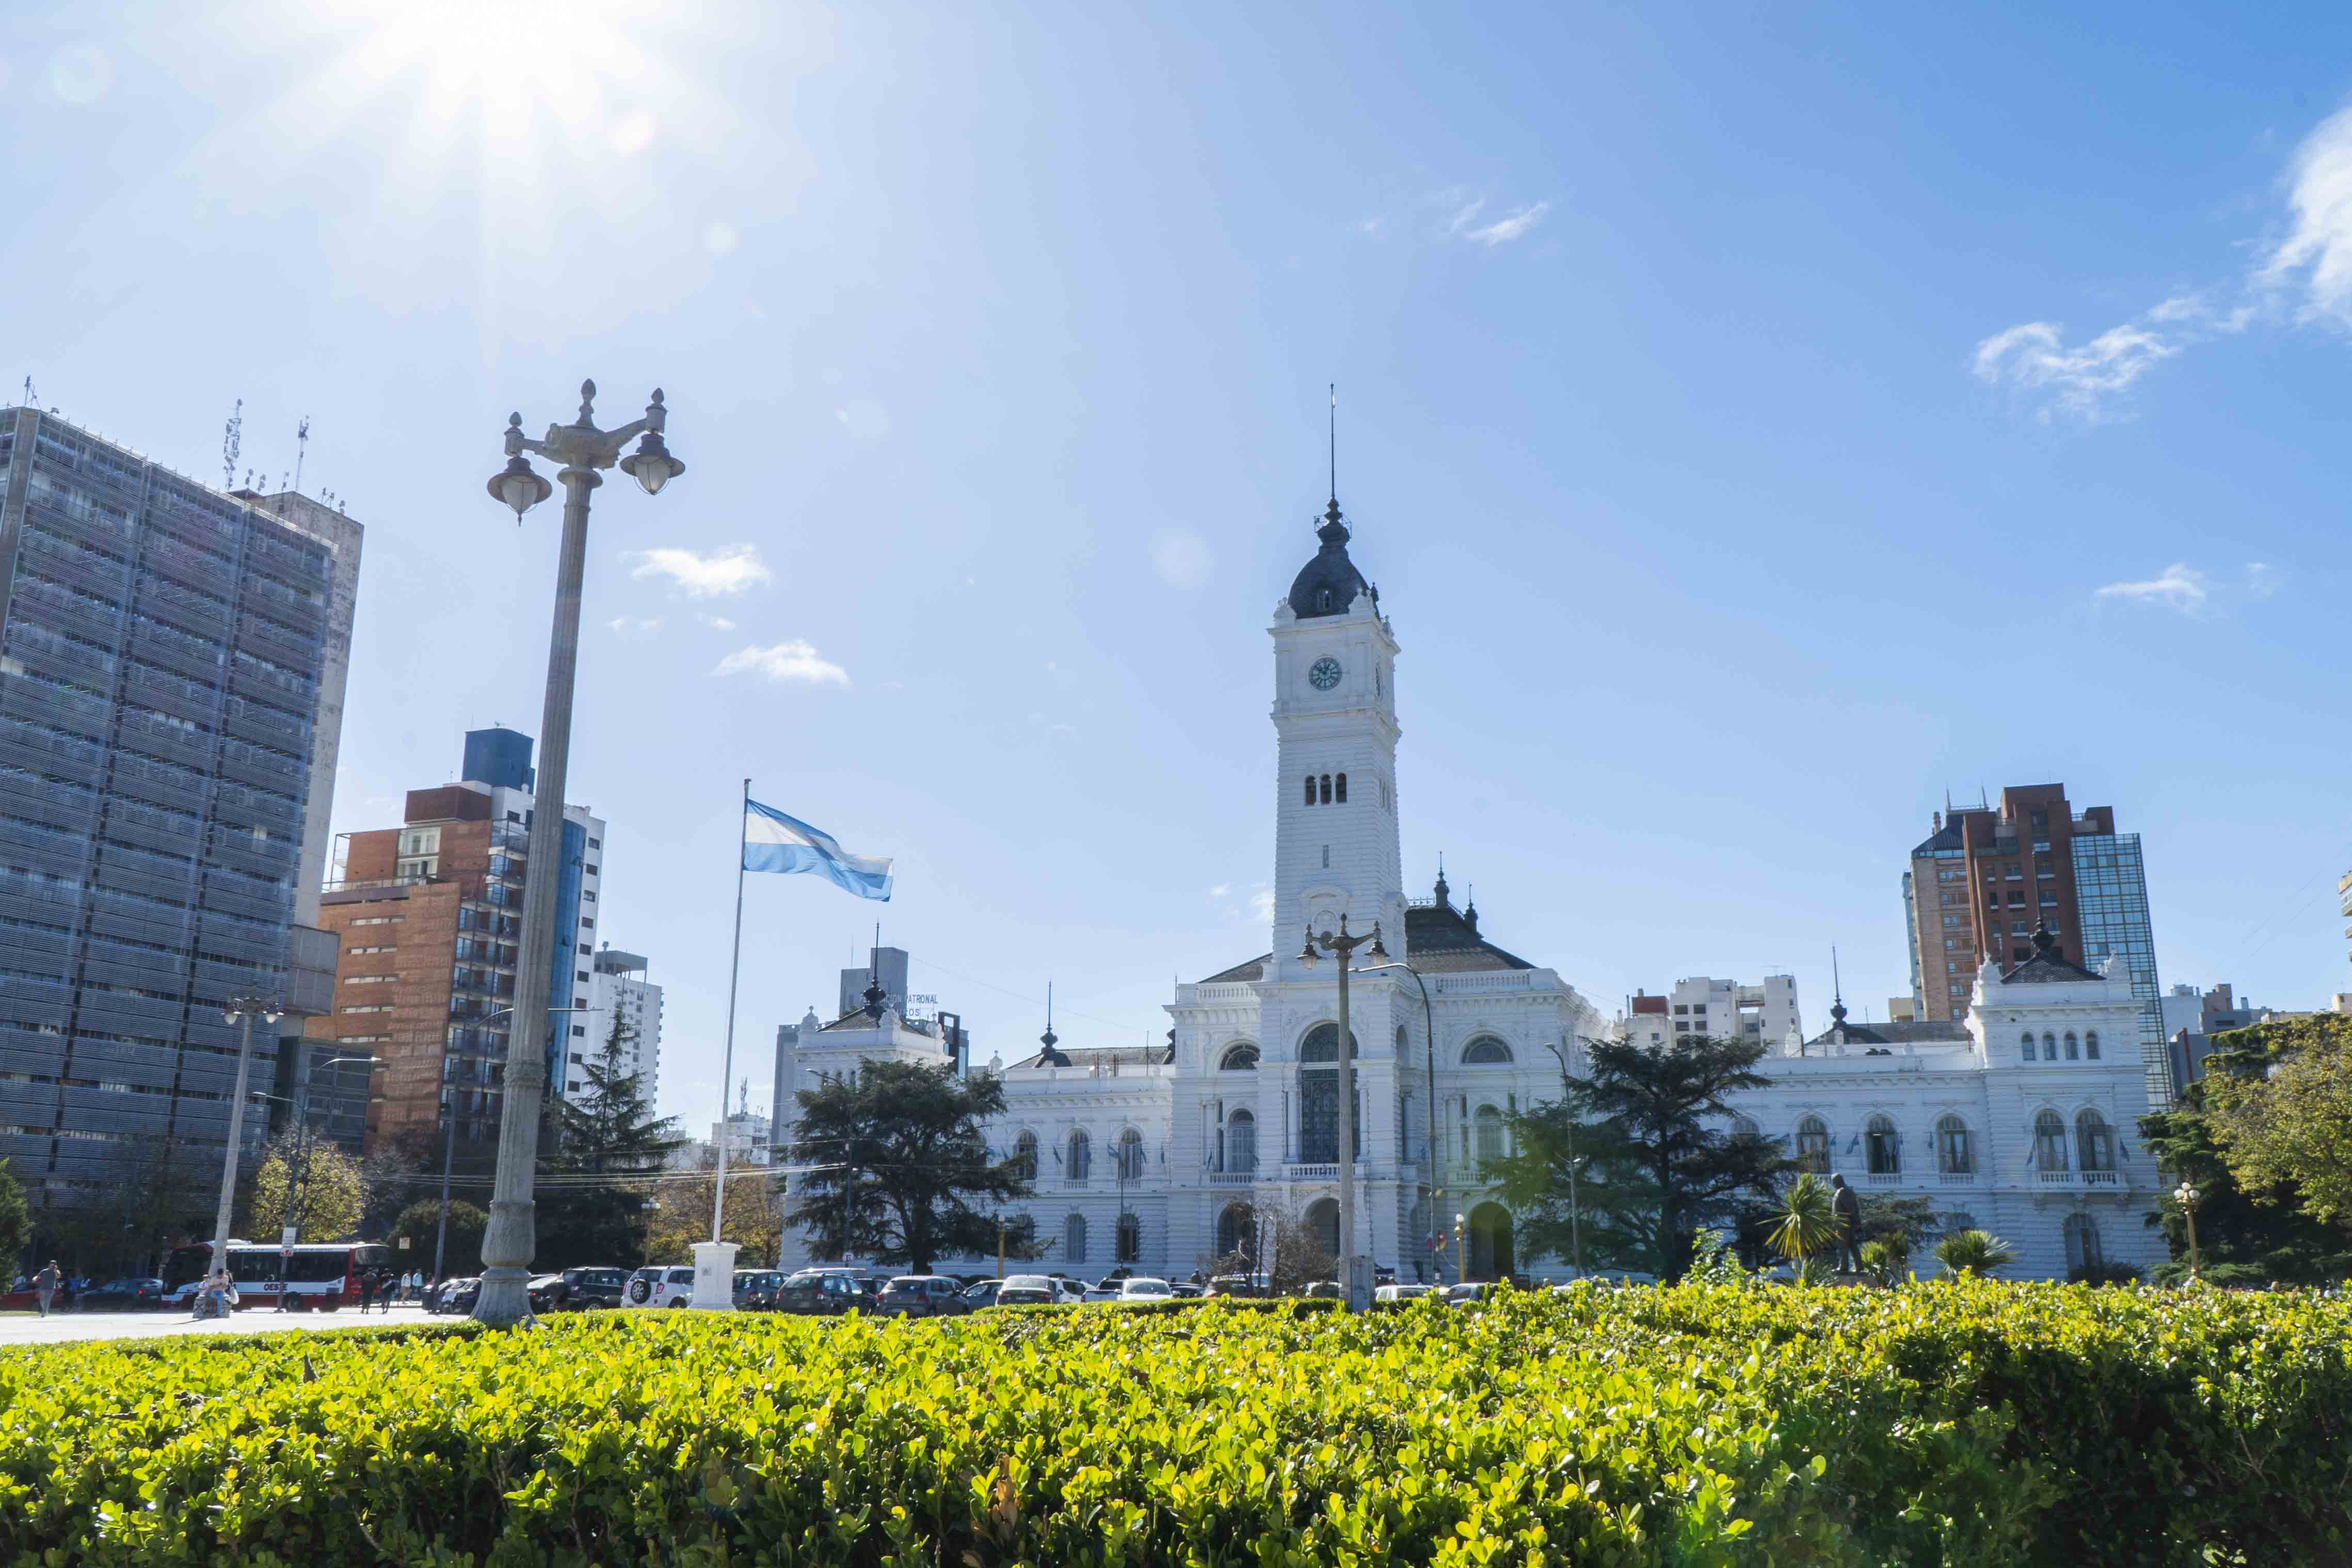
[[1116, 1277, 1174, 1303], [1444, 1282, 1497, 1308], [623, 1266, 695, 1308], [1374, 1284, 1435, 1304], [1052, 1278, 1088, 1305], [1081, 1279, 1123, 1303]]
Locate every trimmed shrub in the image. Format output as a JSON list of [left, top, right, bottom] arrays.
[[0, 1281, 2344, 1566]]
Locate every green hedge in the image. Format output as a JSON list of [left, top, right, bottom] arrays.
[[1, 1281, 2345, 1566]]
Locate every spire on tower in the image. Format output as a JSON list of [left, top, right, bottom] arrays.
[[1328, 381, 1337, 507], [1829, 945, 1847, 1027]]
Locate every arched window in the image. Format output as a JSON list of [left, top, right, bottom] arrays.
[[1115, 1212, 1141, 1263], [1865, 1114, 1900, 1175], [1395, 1025, 1409, 1057], [2033, 1110, 2069, 1171], [1067, 1129, 1091, 1181], [1299, 1023, 1356, 1061], [1319, 774, 1332, 805], [1215, 1203, 1254, 1263], [1219, 1042, 1259, 1070], [1475, 1105, 1507, 1163], [1012, 1130, 1038, 1181], [2084, 1030, 2101, 1060], [2020, 1031, 2036, 1063], [1935, 1114, 1973, 1175], [1064, 1213, 1087, 1264], [2063, 1031, 2079, 1060], [2042, 1032, 2057, 1062], [1461, 1036, 1512, 1065], [1226, 1108, 1256, 1173], [2075, 1109, 2114, 1173], [1334, 772, 1347, 804], [1115, 1127, 1145, 1181], [1730, 1114, 1759, 1140], [1795, 1116, 1829, 1174], [1304, 775, 1316, 806], [2063, 1212, 2104, 1274]]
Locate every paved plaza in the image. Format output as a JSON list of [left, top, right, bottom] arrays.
[[0, 1305, 426, 1348]]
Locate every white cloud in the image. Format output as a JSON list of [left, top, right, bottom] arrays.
[[1444, 197, 1487, 236], [835, 399, 890, 440], [626, 544, 772, 597], [2260, 104, 2352, 330], [711, 641, 849, 684], [695, 613, 737, 630], [1248, 886, 1275, 924], [2093, 564, 2209, 613], [2245, 561, 2281, 599], [1208, 884, 1230, 900], [607, 616, 662, 637], [1150, 530, 1213, 590], [1462, 200, 1550, 246], [607, 109, 657, 155], [1970, 318, 2182, 422]]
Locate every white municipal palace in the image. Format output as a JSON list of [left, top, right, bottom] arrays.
[[775, 494, 2167, 1285]]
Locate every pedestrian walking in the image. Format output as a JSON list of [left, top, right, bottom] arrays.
[[357, 1270, 378, 1315], [31, 1261, 60, 1318]]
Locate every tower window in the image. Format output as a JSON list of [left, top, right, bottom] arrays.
[[1320, 774, 1332, 805], [1321, 844, 1330, 868], [1304, 775, 1316, 807], [1334, 773, 1347, 804]]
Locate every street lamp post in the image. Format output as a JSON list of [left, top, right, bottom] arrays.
[[1297, 915, 1386, 1310], [474, 382, 682, 1327], [2174, 1178, 2202, 1283], [210, 995, 281, 1280]]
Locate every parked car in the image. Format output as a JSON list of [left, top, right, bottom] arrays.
[[1170, 1283, 1204, 1299], [1206, 1273, 1268, 1298], [962, 1278, 1003, 1309], [432, 1277, 482, 1316], [1051, 1277, 1087, 1305], [525, 1274, 568, 1314], [732, 1270, 784, 1310], [623, 1266, 696, 1308], [1444, 1282, 1497, 1308], [1375, 1284, 1435, 1304], [549, 1266, 630, 1310], [77, 1277, 168, 1311], [775, 1269, 870, 1315], [1115, 1277, 1174, 1304], [876, 1275, 969, 1318], [993, 1274, 1057, 1307]]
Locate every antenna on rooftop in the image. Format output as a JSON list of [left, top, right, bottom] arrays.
[[20, 377, 34, 408], [292, 415, 310, 493], [222, 399, 242, 491]]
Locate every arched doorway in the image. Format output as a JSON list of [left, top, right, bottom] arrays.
[[1303, 1196, 1340, 1263], [1466, 1202, 1513, 1282]]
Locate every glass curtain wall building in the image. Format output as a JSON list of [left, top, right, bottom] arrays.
[[2070, 831, 2167, 1108], [0, 406, 332, 1222]]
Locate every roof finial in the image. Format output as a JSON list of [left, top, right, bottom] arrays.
[[1041, 980, 1058, 1050], [1830, 945, 1847, 1026], [1328, 381, 1337, 508]]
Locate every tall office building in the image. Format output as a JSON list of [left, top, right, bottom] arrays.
[[0, 406, 349, 1221], [1905, 782, 2169, 1105], [309, 728, 605, 1156], [573, 944, 662, 1101]]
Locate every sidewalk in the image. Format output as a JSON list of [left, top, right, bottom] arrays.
[[0, 1303, 428, 1348]]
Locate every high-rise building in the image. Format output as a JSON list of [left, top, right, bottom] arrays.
[[0, 406, 350, 1225], [308, 727, 605, 1157], [1656, 975, 1803, 1046], [573, 944, 662, 1100], [1905, 783, 2169, 1105], [837, 946, 910, 1021]]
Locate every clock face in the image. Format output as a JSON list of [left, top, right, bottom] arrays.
[[1308, 656, 1343, 691]]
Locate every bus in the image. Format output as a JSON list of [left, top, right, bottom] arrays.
[[161, 1241, 395, 1311]]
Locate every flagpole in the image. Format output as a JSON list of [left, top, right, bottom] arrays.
[[712, 776, 750, 1244]]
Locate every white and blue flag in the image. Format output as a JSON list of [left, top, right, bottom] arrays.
[[742, 798, 893, 901]]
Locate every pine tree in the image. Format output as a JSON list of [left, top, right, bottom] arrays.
[[536, 1009, 686, 1268]]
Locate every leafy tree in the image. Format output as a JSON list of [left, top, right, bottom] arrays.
[[246, 1132, 366, 1242], [786, 1059, 1031, 1273], [1492, 1034, 1790, 1282], [645, 1151, 786, 1267], [2200, 1015, 2352, 1234], [391, 1198, 485, 1277], [1265, 1209, 1337, 1295], [1933, 1229, 2015, 1278], [537, 1010, 685, 1267]]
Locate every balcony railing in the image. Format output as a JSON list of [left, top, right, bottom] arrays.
[[1937, 1171, 1977, 1186], [1862, 1172, 1903, 1187], [1205, 1170, 1256, 1187]]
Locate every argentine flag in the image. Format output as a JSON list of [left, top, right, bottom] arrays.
[[742, 798, 893, 901]]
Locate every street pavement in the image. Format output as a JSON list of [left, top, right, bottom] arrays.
[[0, 1303, 428, 1347]]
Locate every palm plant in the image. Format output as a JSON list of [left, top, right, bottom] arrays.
[[1768, 1174, 1839, 1278], [1859, 1234, 1911, 1286], [1932, 1228, 2016, 1278]]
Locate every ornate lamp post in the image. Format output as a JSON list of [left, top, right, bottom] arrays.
[[474, 383, 682, 1327], [210, 995, 281, 1279], [1297, 914, 1386, 1310], [2174, 1178, 2202, 1283]]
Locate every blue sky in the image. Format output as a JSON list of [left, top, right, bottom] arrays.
[[10, 2, 2352, 1124]]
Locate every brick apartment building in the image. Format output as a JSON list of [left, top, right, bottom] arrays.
[[306, 729, 605, 1157], [1902, 782, 2169, 1105]]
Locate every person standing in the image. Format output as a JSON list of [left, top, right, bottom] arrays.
[[357, 1270, 378, 1315], [1829, 1173, 1864, 1274], [31, 1261, 60, 1318]]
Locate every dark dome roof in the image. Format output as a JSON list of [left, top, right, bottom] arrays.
[[1287, 500, 1373, 619]]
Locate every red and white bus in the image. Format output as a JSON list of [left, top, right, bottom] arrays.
[[162, 1241, 396, 1311]]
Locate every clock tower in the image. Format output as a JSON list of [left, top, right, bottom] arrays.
[[1269, 497, 1405, 981]]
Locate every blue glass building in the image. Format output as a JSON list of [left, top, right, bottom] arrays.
[[0, 407, 334, 1227]]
